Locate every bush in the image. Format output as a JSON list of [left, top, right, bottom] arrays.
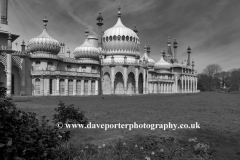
[[0, 85, 70, 160], [53, 101, 88, 127]]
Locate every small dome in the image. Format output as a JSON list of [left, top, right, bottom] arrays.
[[73, 39, 100, 60], [102, 7, 140, 57], [140, 45, 155, 67], [28, 18, 60, 54], [154, 55, 171, 70]]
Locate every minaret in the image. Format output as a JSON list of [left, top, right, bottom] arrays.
[[187, 45, 191, 66], [162, 50, 166, 61], [147, 44, 150, 57], [96, 13, 103, 48], [167, 37, 173, 62], [173, 39, 178, 62], [6, 32, 12, 96], [21, 40, 26, 52], [1, 0, 8, 25], [66, 47, 71, 58]]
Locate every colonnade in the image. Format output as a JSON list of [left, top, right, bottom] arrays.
[[148, 82, 174, 94], [180, 75, 198, 93], [32, 76, 99, 96]]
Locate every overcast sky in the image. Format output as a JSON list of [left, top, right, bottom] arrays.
[[6, 0, 240, 73]]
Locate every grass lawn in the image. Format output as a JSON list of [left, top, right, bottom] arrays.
[[15, 92, 240, 160]]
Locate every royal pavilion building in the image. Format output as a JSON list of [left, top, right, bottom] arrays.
[[0, 0, 198, 96]]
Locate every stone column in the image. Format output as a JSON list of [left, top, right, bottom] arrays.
[[56, 77, 59, 95], [187, 76, 189, 93], [111, 67, 114, 94], [195, 77, 198, 92], [143, 69, 146, 94], [65, 78, 68, 96], [45, 77, 50, 95], [95, 80, 98, 95], [41, 76, 44, 95], [181, 76, 183, 93], [73, 78, 76, 95], [81, 79, 84, 95], [88, 80, 91, 95], [146, 70, 149, 94], [32, 78, 35, 95], [135, 67, 139, 94], [161, 82, 163, 93], [21, 58, 26, 95], [184, 76, 186, 93], [124, 67, 127, 94], [154, 83, 157, 93]]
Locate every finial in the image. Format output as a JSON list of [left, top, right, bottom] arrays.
[[147, 44, 150, 53], [187, 45, 191, 53], [133, 25, 138, 34], [144, 44, 147, 52], [168, 36, 171, 44], [97, 12, 103, 21], [8, 32, 11, 40], [85, 27, 89, 37], [22, 40, 25, 45], [118, 6, 121, 17], [43, 17, 48, 28]]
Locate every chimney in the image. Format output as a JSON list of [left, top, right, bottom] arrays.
[[1, 0, 8, 25]]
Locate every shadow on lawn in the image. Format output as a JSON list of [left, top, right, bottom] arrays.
[[177, 127, 240, 160]]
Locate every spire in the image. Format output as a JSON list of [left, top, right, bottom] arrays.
[[173, 38, 178, 48], [133, 25, 138, 34], [167, 37, 173, 56], [118, 6, 121, 18], [21, 40, 26, 52], [144, 44, 147, 53], [1, 0, 8, 25], [85, 27, 89, 37], [43, 17, 48, 29], [66, 47, 71, 58], [97, 12, 103, 23], [7, 32, 12, 50], [167, 36, 171, 46], [147, 44, 150, 57], [187, 45, 191, 66]]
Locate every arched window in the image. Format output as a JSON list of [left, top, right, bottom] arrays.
[[109, 36, 112, 41], [126, 36, 129, 41], [103, 37, 105, 42], [113, 35, 116, 41], [130, 36, 132, 41], [47, 61, 53, 70], [122, 35, 125, 41], [60, 79, 65, 95], [35, 61, 41, 70], [92, 66, 96, 73], [133, 37, 135, 42], [118, 35, 121, 41], [106, 37, 108, 41], [35, 79, 41, 95], [67, 65, 71, 71], [68, 79, 73, 95], [77, 80, 81, 95]]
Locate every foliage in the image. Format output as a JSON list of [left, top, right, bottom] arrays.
[[54, 135, 214, 160], [197, 74, 220, 91], [227, 68, 240, 91], [0, 82, 6, 98], [202, 64, 222, 76], [0, 86, 70, 160], [53, 101, 88, 126]]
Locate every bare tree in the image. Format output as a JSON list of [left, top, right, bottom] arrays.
[[215, 71, 230, 88], [202, 64, 222, 77]]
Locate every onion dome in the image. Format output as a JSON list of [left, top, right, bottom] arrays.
[[102, 6, 140, 57], [73, 39, 100, 60], [140, 45, 155, 67], [154, 52, 171, 70], [28, 17, 61, 54]]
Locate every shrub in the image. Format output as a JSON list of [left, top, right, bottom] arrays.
[[0, 85, 70, 160], [53, 101, 88, 127]]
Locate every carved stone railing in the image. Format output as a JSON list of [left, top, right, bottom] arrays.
[[31, 70, 100, 78]]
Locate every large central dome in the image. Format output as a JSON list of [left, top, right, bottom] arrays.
[[102, 7, 140, 57]]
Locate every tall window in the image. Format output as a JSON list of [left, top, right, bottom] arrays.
[[77, 80, 81, 95], [49, 79, 53, 94], [92, 66, 96, 73], [68, 79, 73, 95], [82, 66, 86, 72], [35, 61, 41, 70], [67, 65, 72, 71], [60, 79, 65, 95], [91, 80, 95, 95], [11, 74, 14, 94], [35, 79, 40, 95], [47, 61, 53, 71]]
